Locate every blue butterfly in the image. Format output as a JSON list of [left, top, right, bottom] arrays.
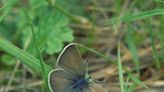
[[48, 43, 107, 92]]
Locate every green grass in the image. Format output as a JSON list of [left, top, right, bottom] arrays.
[[0, 38, 52, 73], [0, 0, 19, 22], [104, 8, 164, 25], [158, 3, 164, 64], [76, 43, 115, 64], [22, 9, 50, 91], [117, 42, 125, 92], [126, 23, 140, 74], [146, 19, 161, 69], [117, 41, 148, 92], [1, 0, 164, 91]]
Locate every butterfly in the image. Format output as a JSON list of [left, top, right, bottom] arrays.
[[48, 43, 108, 92]]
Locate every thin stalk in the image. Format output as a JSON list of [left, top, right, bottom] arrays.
[[22, 9, 50, 92]]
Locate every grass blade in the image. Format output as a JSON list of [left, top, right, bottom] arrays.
[[76, 43, 116, 64], [0, 38, 52, 73], [118, 42, 125, 92], [0, 0, 19, 22], [22, 8, 51, 91], [128, 74, 149, 89], [123, 9, 164, 22], [159, 10, 164, 64], [126, 23, 140, 74], [146, 19, 161, 69], [105, 9, 164, 25]]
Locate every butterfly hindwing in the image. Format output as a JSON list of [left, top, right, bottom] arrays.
[[49, 69, 75, 92]]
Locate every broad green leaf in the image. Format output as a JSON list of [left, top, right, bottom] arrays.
[[46, 27, 74, 54], [19, 2, 74, 55]]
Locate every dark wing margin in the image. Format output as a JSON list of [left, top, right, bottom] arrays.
[[57, 43, 86, 77]]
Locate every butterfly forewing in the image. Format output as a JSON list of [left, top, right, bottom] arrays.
[[57, 43, 86, 77], [49, 69, 75, 92]]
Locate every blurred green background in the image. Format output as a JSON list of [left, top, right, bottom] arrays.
[[0, 0, 164, 92]]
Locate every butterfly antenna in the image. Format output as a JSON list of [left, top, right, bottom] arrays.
[[86, 59, 89, 76]]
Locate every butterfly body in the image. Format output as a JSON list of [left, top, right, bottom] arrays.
[[48, 43, 108, 92], [73, 76, 88, 90]]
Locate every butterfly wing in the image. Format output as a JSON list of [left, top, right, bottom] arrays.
[[48, 69, 75, 92], [57, 43, 86, 77], [87, 82, 108, 92]]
